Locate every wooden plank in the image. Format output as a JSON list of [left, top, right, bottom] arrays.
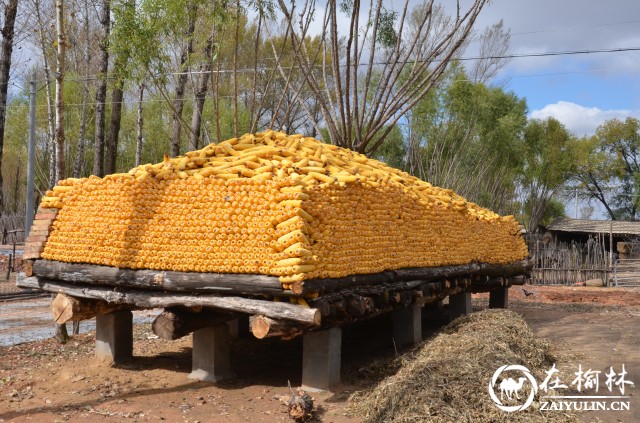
[[17, 274, 320, 325], [32, 259, 287, 296]]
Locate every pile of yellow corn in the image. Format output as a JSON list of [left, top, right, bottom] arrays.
[[40, 131, 528, 286]]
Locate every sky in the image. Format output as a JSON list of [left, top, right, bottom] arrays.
[[473, 0, 640, 137]]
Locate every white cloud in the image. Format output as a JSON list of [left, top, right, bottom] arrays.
[[530, 101, 639, 136]]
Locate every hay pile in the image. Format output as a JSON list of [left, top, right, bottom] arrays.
[[349, 309, 579, 422]]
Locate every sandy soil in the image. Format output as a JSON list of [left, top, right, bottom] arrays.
[[477, 284, 640, 306], [0, 285, 639, 422]]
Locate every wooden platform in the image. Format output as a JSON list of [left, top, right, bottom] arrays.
[[17, 258, 532, 391]]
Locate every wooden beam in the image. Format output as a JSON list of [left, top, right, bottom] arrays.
[[152, 307, 235, 340], [32, 259, 287, 296], [30, 258, 531, 297], [249, 315, 305, 339], [17, 275, 320, 325], [291, 259, 533, 295], [51, 293, 130, 324]]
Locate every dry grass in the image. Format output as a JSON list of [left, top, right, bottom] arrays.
[[348, 309, 579, 422]]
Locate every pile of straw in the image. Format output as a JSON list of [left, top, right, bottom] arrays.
[[349, 309, 578, 422]]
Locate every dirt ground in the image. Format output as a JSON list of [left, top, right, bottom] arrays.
[[1, 285, 639, 422]]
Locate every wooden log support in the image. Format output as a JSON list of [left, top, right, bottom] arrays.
[[152, 307, 236, 340], [250, 315, 305, 339], [51, 293, 130, 324], [30, 259, 531, 297], [32, 259, 287, 296], [22, 260, 34, 277], [17, 275, 320, 325], [292, 259, 533, 295]]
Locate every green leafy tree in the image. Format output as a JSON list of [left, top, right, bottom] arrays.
[[407, 65, 527, 215], [521, 117, 576, 232], [573, 117, 640, 220]]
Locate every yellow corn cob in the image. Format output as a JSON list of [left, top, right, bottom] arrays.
[[39, 130, 527, 289]]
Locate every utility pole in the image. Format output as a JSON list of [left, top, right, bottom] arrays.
[[575, 188, 578, 219], [26, 74, 36, 237]]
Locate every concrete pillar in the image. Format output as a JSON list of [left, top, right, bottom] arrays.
[[392, 305, 422, 347], [489, 286, 509, 309], [449, 291, 472, 321], [227, 315, 250, 339], [189, 323, 234, 383], [302, 328, 341, 392], [227, 319, 239, 339], [96, 310, 133, 364]]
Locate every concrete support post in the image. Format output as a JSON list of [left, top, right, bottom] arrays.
[[227, 319, 239, 339], [188, 323, 234, 383], [302, 328, 342, 392], [96, 310, 133, 363], [489, 286, 509, 309], [449, 292, 472, 321], [392, 305, 422, 347]]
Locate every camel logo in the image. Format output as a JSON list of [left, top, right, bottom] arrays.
[[489, 364, 538, 412]]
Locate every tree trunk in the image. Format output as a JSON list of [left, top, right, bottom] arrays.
[[51, 293, 128, 323], [170, 3, 197, 157], [135, 83, 144, 166], [18, 277, 321, 325], [12, 156, 20, 212], [188, 30, 215, 151], [232, 0, 240, 137], [54, 0, 66, 182], [249, 315, 304, 339], [152, 307, 234, 340], [72, 0, 91, 178], [33, 0, 57, 188], [93, 0, 110, 177], [73, 83, 89, 178], [105, 83, 124, 174], [0, 0, 18, 210]]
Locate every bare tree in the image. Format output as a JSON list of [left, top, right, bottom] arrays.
[[469, 20, 510, 84], [32, 0, 57, 187], [169, 1, 197, 157], [0, 0, 19, 210], [93, 0, 110, 177], [135, 83, 144, 166], [72, 0, 92, 178], [105, 52, 128, 174], [188, 26, 215, 150], [54, 0, 66, 181], [276, 0, 487, 154]]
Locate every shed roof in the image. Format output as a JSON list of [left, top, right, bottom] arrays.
[[546, 217, 640, 236]]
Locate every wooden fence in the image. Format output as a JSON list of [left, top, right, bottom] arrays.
[[528, 236, 611, 286], [0, 213, 25, 244]]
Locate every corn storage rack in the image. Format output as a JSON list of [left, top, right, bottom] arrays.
[[17, 131, 531, 390]]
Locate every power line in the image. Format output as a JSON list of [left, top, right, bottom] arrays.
[[20, 45, 640, 86], [455, 46, 640, 62]]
